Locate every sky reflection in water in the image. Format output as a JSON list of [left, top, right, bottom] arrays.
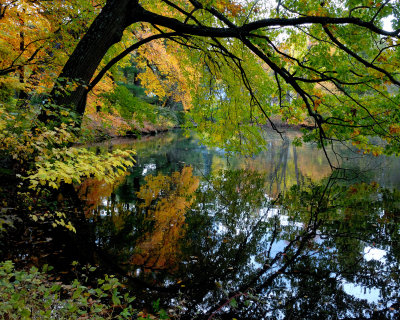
[[79, 130, 400, 319]]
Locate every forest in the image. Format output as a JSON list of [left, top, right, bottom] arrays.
[[0, 0, 400, 319]]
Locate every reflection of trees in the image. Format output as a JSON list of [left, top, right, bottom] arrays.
[[178, 169, 326, 319], [83, 167, 199, 273], [76, 174, 128, 219], [71, 166, 200, 309], [234, 137, 332, 196], [174, 169, 400, 319], [6, 131, 400, 318], [52, 165, 400, 319], [267, 178, 400, 320], [268, 138, 290, 193], [75, 132, 400, 319], [131, 167, 199, 272]]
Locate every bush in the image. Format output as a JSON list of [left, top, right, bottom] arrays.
[[0, 261, 172, 319], [0, 261, 139, 319]]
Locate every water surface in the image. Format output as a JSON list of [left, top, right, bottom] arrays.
[[75, 130, 400, 319]]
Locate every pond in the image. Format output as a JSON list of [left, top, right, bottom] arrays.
[[4, 129, 400, 319]]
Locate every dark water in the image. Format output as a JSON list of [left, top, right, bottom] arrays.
[[72, 130, 400, 319], [4, 129, 399, 319]]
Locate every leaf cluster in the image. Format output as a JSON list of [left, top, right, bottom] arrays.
[[27, 148, 136, 190], [0, 260, 143, 319]]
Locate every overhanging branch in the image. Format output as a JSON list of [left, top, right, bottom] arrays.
[[88, 32, 179, 91]]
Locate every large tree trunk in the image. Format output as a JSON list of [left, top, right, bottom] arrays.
[[44, 0, 139, 124]]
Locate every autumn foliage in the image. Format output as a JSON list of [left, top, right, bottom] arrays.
[[131, 167, 199, 271]]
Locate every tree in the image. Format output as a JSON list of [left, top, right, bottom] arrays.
[[4, 0, 400, 164], [0, 0, 99, 100]]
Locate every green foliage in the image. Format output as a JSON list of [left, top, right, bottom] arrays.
[[0, 103, 78, 165], [103, 85, 139, 118], [184, 37, 277, 154], [117, 63, 157, 103], [103, 85, 158, 122], [0, 100, 137, 233], [121, 82, 147, 99], [0, 99, 136, 190], [2, 0, 400, 160], [0, 83, 14, 103], [102, 84, 182, 126], [27, 148, 136, 189], [152, 299, 169, 320], [0, 260, 138, 319]]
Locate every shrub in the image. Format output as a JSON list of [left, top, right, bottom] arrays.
[[0, 261, 137, 319]]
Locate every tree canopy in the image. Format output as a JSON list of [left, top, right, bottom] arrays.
[[1, 0, 400, 166]]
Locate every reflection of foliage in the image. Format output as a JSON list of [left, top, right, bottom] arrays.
[[202, 168, 271, 213], [181, 169, 278, 314], [174, 169, 400, 319], [241, 176, 400, 320], [30, 130, 400, 319], [131, 167, 199, 272], [77, 174, 128, 218]]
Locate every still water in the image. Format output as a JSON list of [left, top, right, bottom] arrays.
[[76, 130, 399, 319]]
